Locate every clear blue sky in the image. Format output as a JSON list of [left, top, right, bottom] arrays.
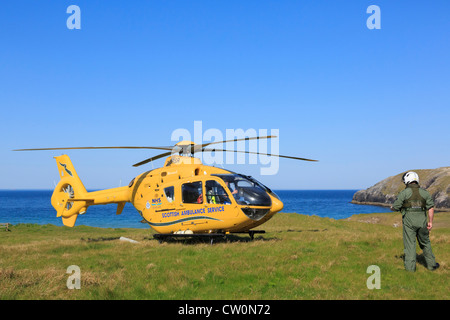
[[1, 1, 449, 190]]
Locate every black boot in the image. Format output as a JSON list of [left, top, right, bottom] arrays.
[[431, 262, 440, 271]]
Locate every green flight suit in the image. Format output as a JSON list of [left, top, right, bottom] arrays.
[[392, 183, 436, 271]]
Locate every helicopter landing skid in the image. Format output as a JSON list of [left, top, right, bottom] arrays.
[[153, 233, 226, 245], [231, 230, 266, 240], [153, 230, 266, 244]]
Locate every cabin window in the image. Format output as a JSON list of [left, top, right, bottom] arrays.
[[205, 180, 231, 205], [182, 181, 203, 204], [164, 186, 174, 203]]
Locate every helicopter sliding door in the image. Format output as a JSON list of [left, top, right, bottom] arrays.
[[177, 181, 208, 229], [182, 181, 203, 204]]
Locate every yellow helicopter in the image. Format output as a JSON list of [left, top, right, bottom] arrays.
[[14, 136, 317, 241]]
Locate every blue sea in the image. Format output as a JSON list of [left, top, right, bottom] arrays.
[[0, 190, 391, 229]]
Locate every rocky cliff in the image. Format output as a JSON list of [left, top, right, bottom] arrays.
[[352, 167, 450, 211]]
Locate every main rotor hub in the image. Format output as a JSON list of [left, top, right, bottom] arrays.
[[174, 141, 197, 156], [175, 140, 197, 147]]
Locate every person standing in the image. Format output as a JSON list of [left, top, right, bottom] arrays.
[[391, 171, 440, 272]]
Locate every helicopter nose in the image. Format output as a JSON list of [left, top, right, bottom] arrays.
[[270, 195, 283, 213]]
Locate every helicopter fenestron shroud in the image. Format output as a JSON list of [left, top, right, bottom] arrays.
[[13, 136, 317, 230]]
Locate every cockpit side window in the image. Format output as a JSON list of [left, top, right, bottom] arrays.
[[212, 174, 272, 207], [205, 180, 231, 205]]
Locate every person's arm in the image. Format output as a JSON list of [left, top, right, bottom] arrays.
[[424, 190, 435, 230], [391, 191, 405, 212], [427, 207, 434, 230]]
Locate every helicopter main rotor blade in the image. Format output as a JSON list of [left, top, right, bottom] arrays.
[[14, 135, 305, 168], [13, 146, 175, 152], [201, 147, 318, 162], [12, 136, 276, 154], [132, 136, 279, 167], [193, 135, 277, 153], [132, 151, 173, 167]]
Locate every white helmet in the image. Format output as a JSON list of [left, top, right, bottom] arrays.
[[402, 171, 419, 185]]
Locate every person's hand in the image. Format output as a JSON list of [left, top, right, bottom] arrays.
[[427, 222, 433, 231]]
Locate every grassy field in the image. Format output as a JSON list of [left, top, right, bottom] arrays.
[[0, 212, 449, 300]]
